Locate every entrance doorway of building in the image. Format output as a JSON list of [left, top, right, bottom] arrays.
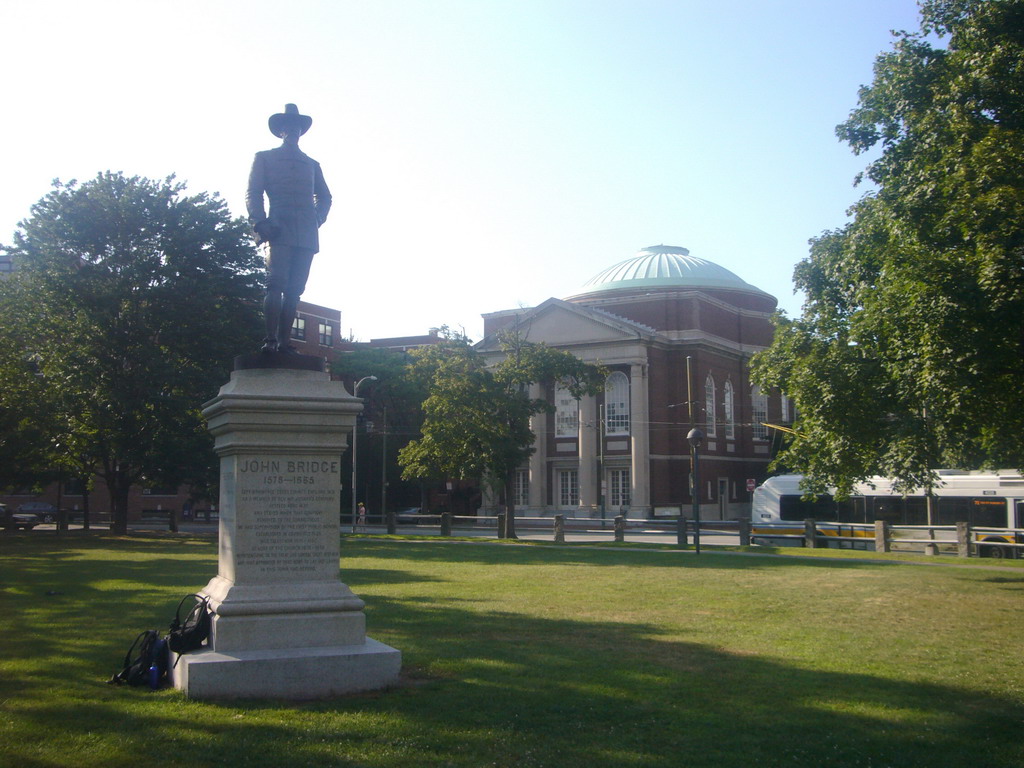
[[558, 469, 579, 510], [608, 468, 630, 514]]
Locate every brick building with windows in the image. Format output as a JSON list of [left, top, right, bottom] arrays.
[[477, 244, 790, 521], [287, 300, 342, 356]]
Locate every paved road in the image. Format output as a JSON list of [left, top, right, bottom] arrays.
[[26, 520, 741, 547]]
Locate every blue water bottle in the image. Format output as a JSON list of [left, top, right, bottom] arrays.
[[149, 663, 159, 690]]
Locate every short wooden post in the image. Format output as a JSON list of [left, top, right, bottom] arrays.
[[614, 515, 626, 542], [874, 520, 890, 553], [737, 518, 750, 546], [957, 521, 972, 558], [554, 514, 565, 543], [57, 508, 69, 533], [804, 519, 818, 548], [168, 507, 178, 533], [440, 512, 452, 537], [677, 515, 689, 547], [497, 512, 506, 539]]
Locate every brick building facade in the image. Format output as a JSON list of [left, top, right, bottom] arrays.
[[477, 244, 789, 521]]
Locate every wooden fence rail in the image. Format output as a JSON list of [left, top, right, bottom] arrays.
[[798, 519, 1024, 559], [381, 513, 1021, 559]]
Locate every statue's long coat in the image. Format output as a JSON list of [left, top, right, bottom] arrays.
[[246, 144, 332, 252]]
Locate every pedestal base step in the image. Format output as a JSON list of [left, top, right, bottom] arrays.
[[173, 637, 401, 700]]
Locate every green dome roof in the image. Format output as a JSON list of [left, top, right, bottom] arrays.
[[578, 245, 770, 297]]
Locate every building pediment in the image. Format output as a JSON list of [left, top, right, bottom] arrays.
[[477, 298, 658, 351]]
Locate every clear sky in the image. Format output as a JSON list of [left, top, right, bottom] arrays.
[[0, 0, 925, 342]]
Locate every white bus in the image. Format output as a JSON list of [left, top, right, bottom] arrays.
[[751, 471, 1024, 558]]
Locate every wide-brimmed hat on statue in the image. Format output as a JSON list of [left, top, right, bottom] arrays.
[[268, 103, 312, 137]]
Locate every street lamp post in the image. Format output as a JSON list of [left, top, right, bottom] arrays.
[[599, 404, 606, 526], [667, 400, 696, 547], [687, 427, 705, 555], [382, 405, 394, 534], [351, 375, 377, 533]]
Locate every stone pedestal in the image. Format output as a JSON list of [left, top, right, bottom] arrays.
[[173, 358, 401, 700]]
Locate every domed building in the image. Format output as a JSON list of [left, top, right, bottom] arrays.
[[477, 244, 790, 520]]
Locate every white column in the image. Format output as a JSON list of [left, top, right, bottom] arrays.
[[528, 383, 546, 513], [630, 362, 651, 516], [578, 394, 598, 515]]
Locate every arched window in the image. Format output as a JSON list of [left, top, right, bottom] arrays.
[[752, 386, 768, 440], [724, 380, 735, 440], [605, 371, 630, 436], [705, 375, 717, 437], [554, 384, 579, 438]]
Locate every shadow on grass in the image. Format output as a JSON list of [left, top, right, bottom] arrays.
[[982, 576, 1024, 585], [342, 537, 903, 572], [1, 538, 1022, 768]]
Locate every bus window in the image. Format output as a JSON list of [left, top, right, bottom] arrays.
[[938, 496, 1006, 527], [970, 498, 1006, 528], [904, 496, 927, 525], [1017, 502, 1024, 529], [937, 497, 967, 525], [835, 497, 867, 523], [779, 494, 836, 522], [871, 498, 904, 525]]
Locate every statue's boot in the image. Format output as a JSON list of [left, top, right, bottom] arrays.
[[263, 289, 284, 353]]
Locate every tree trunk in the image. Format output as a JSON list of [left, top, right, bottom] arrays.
[[81, 486, 91, 531], [106, 470, 132, 535], [110, 493, 128, 535], [502, 469, 517, 539]]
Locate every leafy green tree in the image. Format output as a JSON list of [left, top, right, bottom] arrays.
[[332, 346, 428, 432], [0, 172, 263, 532], [399, 328, 605, 538], [331, 346, 429, 529], [0, 289, 102, 524], [751, 0, 1024, 497]]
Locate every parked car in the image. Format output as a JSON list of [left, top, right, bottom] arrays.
[[395, 507, 432, 524], [1, 503, 38, 530], [17, 502, 59, 524]]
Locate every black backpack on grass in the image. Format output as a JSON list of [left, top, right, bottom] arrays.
[[108, 629, 168, 687], [167, 593, 211, 655], [107, 594, 211, 687]]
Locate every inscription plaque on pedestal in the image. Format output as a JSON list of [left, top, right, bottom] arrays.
[[223, 455, 341, 583]]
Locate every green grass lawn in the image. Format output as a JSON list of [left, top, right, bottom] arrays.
[[1, 534, 1022, 768]]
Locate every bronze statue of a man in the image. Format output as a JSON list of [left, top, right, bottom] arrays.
[[246, 104, 332, 353]]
